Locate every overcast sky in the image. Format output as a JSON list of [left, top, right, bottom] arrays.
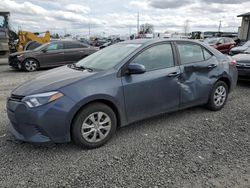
[[0, 0, 248, 36]]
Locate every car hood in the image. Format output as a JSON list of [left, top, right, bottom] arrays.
[[10, 50, 34, 57], [12, 66, 96, 96], [230, 46, 248, 52], [233, 54, 250, 63]]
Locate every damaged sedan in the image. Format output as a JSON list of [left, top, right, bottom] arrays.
[[7, 39, 238, 148]]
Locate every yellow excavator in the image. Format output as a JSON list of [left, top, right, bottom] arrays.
[[16, 30, 50, 52], [0, 11, 51, 58]]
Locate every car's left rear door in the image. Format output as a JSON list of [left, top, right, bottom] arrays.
[[176, 42, 219, 108], [122, 43, 181, 123], [63, 42, 84, 64]]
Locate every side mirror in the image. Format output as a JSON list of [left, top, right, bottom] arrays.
[[42, 49, 47, 53], [126, 64, 146, 75]]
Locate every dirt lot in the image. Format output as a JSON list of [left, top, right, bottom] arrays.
[[0, 63, 249, 188]]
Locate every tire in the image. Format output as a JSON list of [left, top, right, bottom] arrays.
[[23, 58, 39, 72], [72, 103, 117, 149], [207, 81, 229, 111]]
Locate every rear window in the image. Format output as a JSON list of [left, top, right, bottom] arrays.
[[64, 42, 85, 49]]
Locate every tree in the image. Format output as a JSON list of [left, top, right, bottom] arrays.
[[140, 23, 154, 34]]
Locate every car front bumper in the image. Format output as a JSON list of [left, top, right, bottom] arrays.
[[237, 67, 250, 78], [9, 56, 20, 68], [6, 94, 76, 143]]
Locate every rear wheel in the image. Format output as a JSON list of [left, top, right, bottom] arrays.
[[72, 103, 117, 149], [23, 58, 39, 72], [207, 81, 229, 111]]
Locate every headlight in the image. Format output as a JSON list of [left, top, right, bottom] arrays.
[[22, 91, 64, 108]]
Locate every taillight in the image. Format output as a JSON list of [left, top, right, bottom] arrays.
[[230, 59, 237, 66]]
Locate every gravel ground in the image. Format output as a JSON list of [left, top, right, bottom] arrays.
[[0, 63, 249, 188]]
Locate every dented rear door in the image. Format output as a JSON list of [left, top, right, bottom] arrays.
[[176, 42, 220, 108]]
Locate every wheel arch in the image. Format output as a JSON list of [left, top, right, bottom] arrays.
[[22, 57, 40, 67], [217, 76, 231, 92], [70, 98, 122, 137]]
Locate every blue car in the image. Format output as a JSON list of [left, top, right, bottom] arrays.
[[6, 39, 238, 148]]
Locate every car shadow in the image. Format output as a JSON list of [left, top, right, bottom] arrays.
[[3, 105, 208, 153], [237, 80, 250, 87]]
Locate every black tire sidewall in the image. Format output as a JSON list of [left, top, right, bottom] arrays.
[[208, 81, 229, 111], [72, 103, 117, 149]]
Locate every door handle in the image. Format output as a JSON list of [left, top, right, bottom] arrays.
[[59, 53, 64, 55], [208, 64, 217, 69], [168, 72, 180, 77]]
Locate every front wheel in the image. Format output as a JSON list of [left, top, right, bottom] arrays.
[[23, 58, 39, 72], [207, 81, 229, 111], [72, 103, 117, 149]]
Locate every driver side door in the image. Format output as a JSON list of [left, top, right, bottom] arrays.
[[122, 43, 181, 123], [40, 42, 64, 67]]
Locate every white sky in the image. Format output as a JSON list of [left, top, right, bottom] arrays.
[[0, 0, 248, 36]]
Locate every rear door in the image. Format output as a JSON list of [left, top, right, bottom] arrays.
[[40, 42, 64, 67], [122, 43, 181, 123], [176, 42, 219, 108], [63, 42, 85, 64]]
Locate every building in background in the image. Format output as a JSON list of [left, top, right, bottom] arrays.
[[238, 12, 250, 41]]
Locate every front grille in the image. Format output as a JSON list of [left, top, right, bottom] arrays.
[[9, 94, 25, 102], [236, 61, 250, 68]]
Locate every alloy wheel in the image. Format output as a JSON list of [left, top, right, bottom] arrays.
[[81, 112, 112, 143], [25, 60, 38, 71], [214, 85, 227, 107]]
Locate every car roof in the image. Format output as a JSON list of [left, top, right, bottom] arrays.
[[121, 38, 202, 45], [50, 40, 81, 44]]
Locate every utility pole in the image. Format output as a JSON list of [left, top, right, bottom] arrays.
[[137, 12, 140, 36], [88, 23, 91, 39], [218, 20, 222, 32]]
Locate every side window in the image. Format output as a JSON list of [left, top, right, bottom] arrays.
[[131, 44, 174, 71], [177, 43, 204, 64], [80, 43, 88, 48], [46, 43, 63, 51], [64, 42, 81, 49], [203, 49, 212, 60], [218, 38, 224, 44]]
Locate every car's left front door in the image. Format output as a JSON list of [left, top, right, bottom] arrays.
[[122, 43, 181, 123], [40, 42, 64, 67]]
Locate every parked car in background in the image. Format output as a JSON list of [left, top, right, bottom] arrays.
[[230, 40, 250, 55], [9, 41, 98, 71], [204, 37, 236, 54], [7, 39, 238, 148], [232, 48, 250, 79]]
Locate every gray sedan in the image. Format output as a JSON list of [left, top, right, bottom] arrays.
[[7, 39, 238, 148], [9, 40, 98, 71]]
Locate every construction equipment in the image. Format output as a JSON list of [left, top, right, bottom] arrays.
[[0, 11, 51, 58], [16, 30, 50, 52]]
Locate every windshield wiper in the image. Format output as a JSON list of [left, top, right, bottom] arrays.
[[70, 63, 93, 72]]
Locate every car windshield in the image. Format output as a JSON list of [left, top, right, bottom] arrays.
[[243, 41, 250, 47], [244, 47, 250, 53], [204, 38, 219, 45], [76, 43, 141, 71]]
